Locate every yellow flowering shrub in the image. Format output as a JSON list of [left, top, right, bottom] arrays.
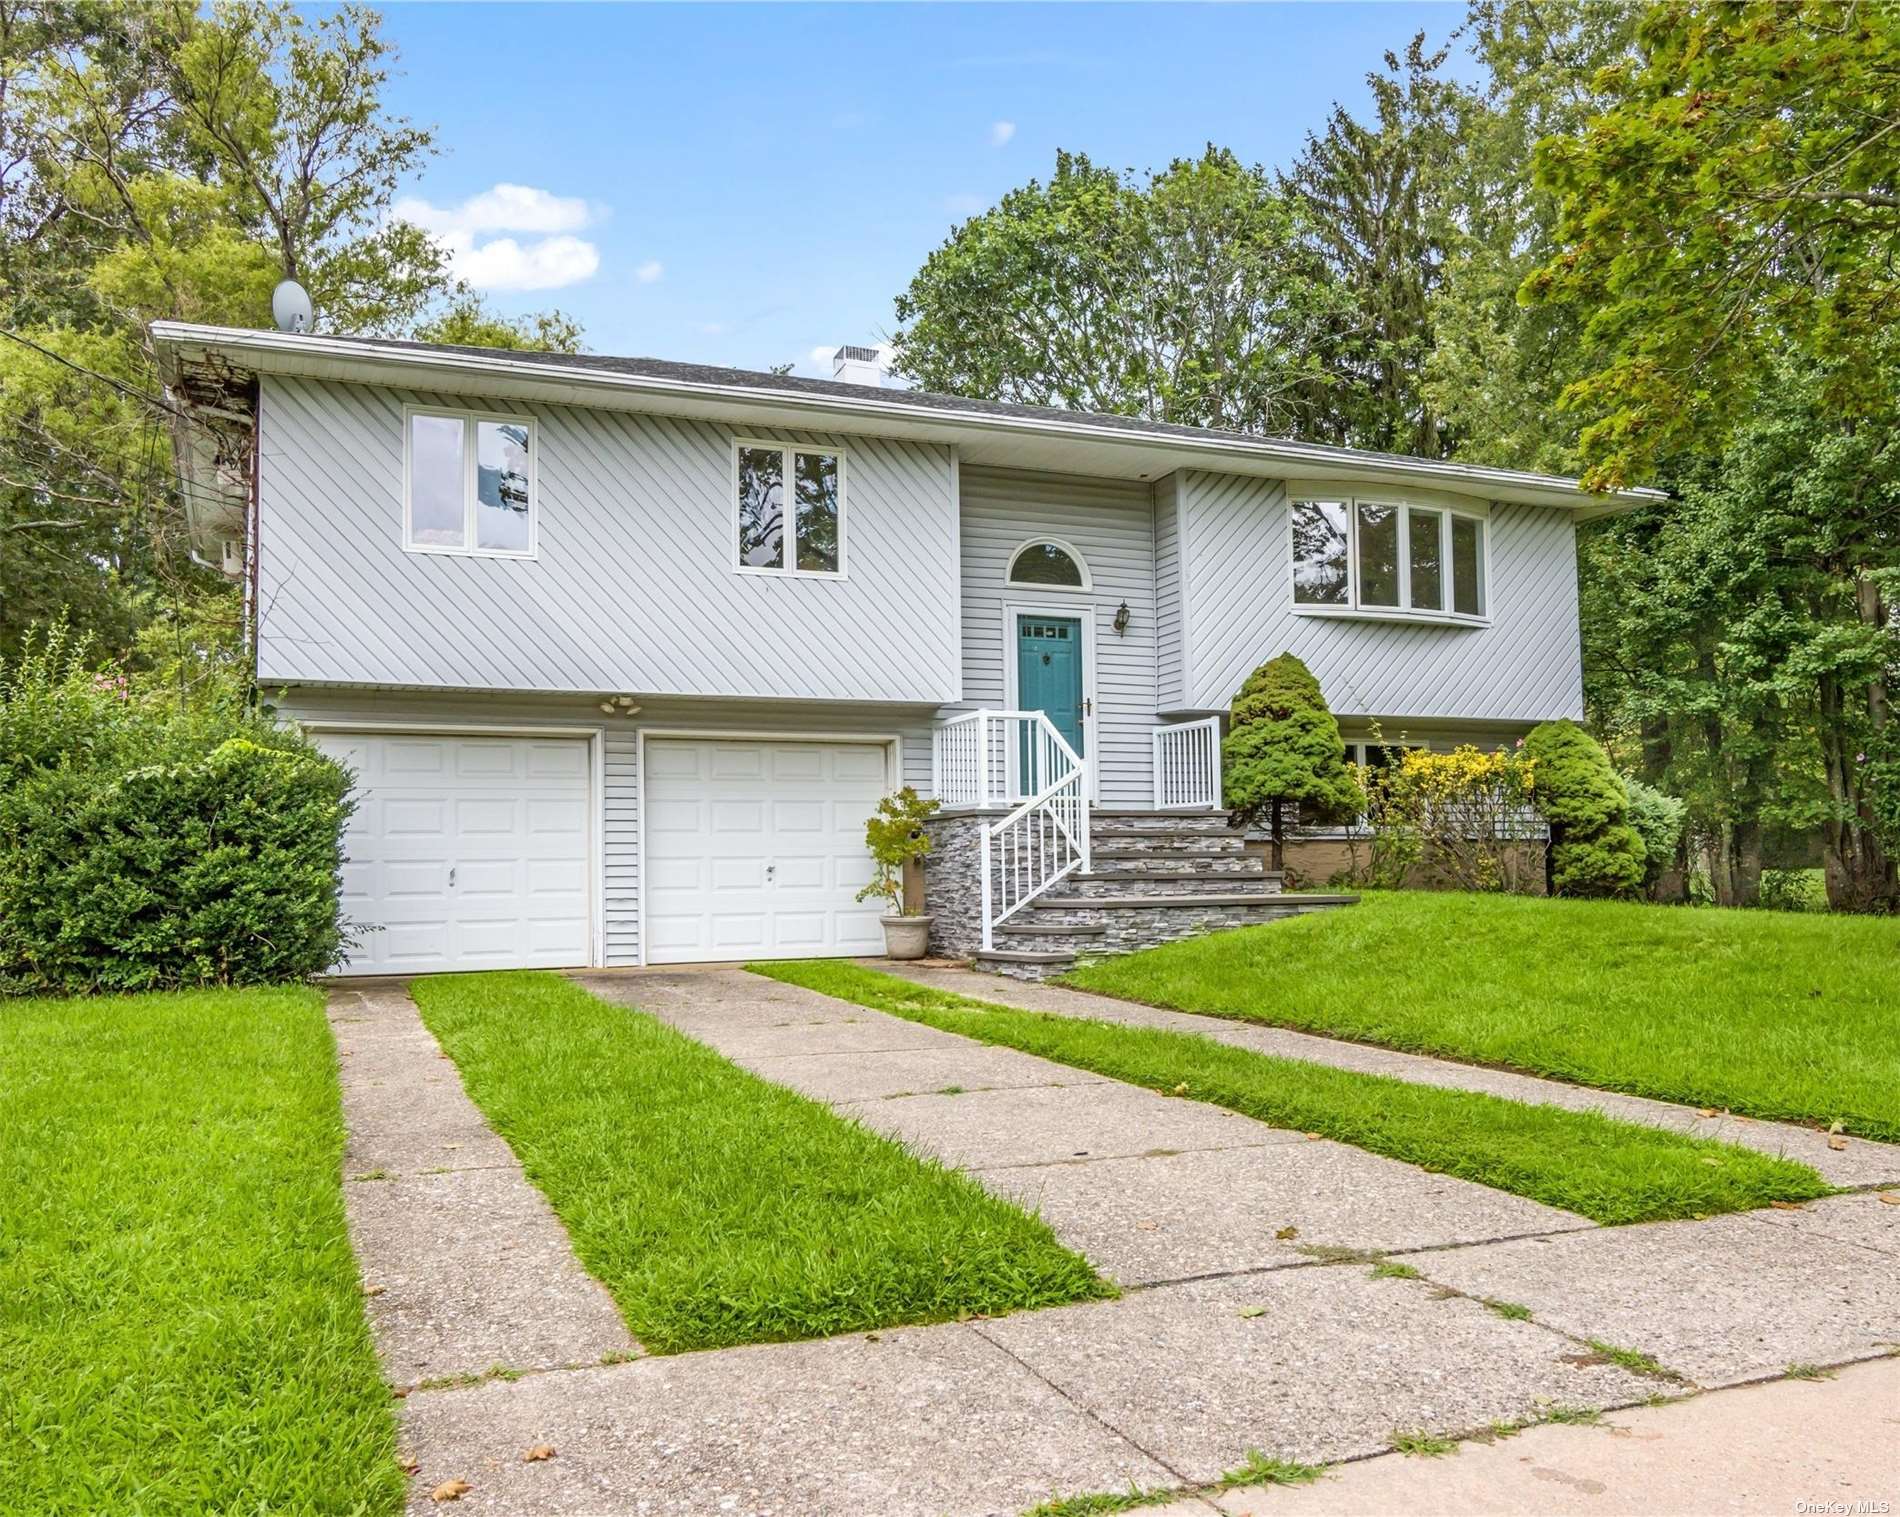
[[1356, 745, 1545, 893]]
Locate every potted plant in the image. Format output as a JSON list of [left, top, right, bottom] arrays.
[[856, 785, 940, 958]]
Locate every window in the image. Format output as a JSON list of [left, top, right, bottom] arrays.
[[1291, 495, 1485, 619], [735, 440, 844, 575], [1007, 540, 1090, 589], [405, 407, 535, 557]]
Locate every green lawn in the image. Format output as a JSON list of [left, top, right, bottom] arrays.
[[1062, 892, 1900, 1141], [411, 972, 1110, 1353], [0, 988, 403, 1517], [751, 961, 1830, 1226]]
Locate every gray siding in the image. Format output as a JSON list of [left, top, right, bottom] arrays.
[[1177, 472, 1584, 721], [953, 467, 1158, 807], [278, 687, 931, 967], [256, 377, 961, 703], [1154, 472, 1186, 711]]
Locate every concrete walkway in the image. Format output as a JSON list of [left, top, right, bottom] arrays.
[[327, 984, 636, 1387], [1191, 1354, 1900, 1516], [874, 961, 1900, 1189], [335, 969, 1900, 1515]]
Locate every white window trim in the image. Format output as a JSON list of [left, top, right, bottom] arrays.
[[731, 438, 849, 580], [402, 403, 539, 560], [1005, 536, 1094, 592], [1287, 490, 1489, 626]]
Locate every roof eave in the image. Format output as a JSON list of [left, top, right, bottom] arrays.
[[150, 322, 1664, 514]]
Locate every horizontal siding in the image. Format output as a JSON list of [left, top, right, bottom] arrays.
[[276, 687, 931, 967], [256, 377, 961, 703], [953, 467, 1158, 808], [1179, 472, 1584, 722]]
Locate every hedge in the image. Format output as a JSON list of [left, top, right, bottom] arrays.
[[0, 632, 354, 995]]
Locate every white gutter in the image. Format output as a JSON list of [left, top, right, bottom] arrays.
[[150, 321, 1664, 514]]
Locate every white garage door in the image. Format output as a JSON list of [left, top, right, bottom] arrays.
[[643, 738, 890, 963], [316, 731, 593, 976]]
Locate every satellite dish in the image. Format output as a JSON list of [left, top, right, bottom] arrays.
[[271, 279, 313, 334]]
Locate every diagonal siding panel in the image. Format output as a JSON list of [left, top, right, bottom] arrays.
[[255, 378, 961, 703], [1179, 472, 1584, 722]]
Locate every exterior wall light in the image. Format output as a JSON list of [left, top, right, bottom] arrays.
[[1113, 601, 1131, 635]]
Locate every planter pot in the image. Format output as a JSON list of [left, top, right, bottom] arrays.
[[880, 914, 934, 960]]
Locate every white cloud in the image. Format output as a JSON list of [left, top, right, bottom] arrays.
[[989, 120, 1016, 147], [635, 259, 664, 285], [809, 344, 837, 364], [391, 182, 602, 291]]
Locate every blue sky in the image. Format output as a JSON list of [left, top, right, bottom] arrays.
[[368, 2, 1468, 377]]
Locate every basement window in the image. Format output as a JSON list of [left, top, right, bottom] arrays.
[[405, 407, 536, 558]]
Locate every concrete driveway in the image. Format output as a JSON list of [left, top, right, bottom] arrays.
[[332, 967, 1900, 1517]]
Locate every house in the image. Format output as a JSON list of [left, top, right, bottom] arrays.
[[153, 322, 1653, 978]]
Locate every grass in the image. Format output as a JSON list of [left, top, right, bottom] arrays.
[[1588, 1340, 1683, 1381], [751, 961, 1831, 1226], [1061, 891, 1900, 1141], [410, 972, 1110, 1353], [1484, 1299, 1534, 1321], [0, 987, 403, 1516], [1390, 1430, 1458, 1456], [1022, 1449, 1322, 1515]]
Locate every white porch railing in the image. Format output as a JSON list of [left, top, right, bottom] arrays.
[[1152, 716, 1223, 810], [933, 710, 1084, 809], [933, 710, 1090, 950]]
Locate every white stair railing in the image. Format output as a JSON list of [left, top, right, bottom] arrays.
[[980, 713, 1089, 949], [1152, 715, 1223, 810]]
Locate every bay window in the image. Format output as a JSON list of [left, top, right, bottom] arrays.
[[1291, 494, 1487, 619]]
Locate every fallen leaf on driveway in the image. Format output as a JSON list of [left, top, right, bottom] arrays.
[[1877, 1193, 1900, 1206], [1238, 1306, 1266, 1319], [522, 1445, 556, 1463], [1275, 1226, 1299, 1240], [1135, 1221, 1158, 1231], [1304, 1132, 1324, 1141], [430, 1480, 472, 1503], [1828, 1135, 1849, 1151], [1697, 1108, 1721, 1118], [1769, 1200, 1807, 1211]]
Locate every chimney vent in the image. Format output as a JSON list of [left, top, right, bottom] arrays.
[[832, 344, 885, 387]]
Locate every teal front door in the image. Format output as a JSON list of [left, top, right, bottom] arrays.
[[1016, 614, 1084, 791]]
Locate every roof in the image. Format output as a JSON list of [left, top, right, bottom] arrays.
[[152, 322, 1662, 532]]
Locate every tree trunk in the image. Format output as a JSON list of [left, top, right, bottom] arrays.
[[1269, 800, 1285, 873], [1820, 670, 1898, 911]]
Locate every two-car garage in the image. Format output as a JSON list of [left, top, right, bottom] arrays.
[[316, 727, 893, 975]]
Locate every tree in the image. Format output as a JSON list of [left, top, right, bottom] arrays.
[[892, 147, 1344, 435], [1526, 0, 1900, 909], [1525, 0, 1900, 491], [414, 295, 584, 353], [1221, 653, 1362, 871], [1421, 0, 1644, 474], [1281, 35, 1471, 455], [1524, 719, 1646, 897], [0, 1, 576, 665]]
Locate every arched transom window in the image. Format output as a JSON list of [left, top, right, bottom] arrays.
[[1007, 539, 1091, 589]]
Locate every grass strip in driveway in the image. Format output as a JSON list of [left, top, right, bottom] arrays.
[[1, 987, 404, 1517], [750, 961, 1832, 1226], [411, 971, 1111, 1353], [1062, 892, 1900, 1141]]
